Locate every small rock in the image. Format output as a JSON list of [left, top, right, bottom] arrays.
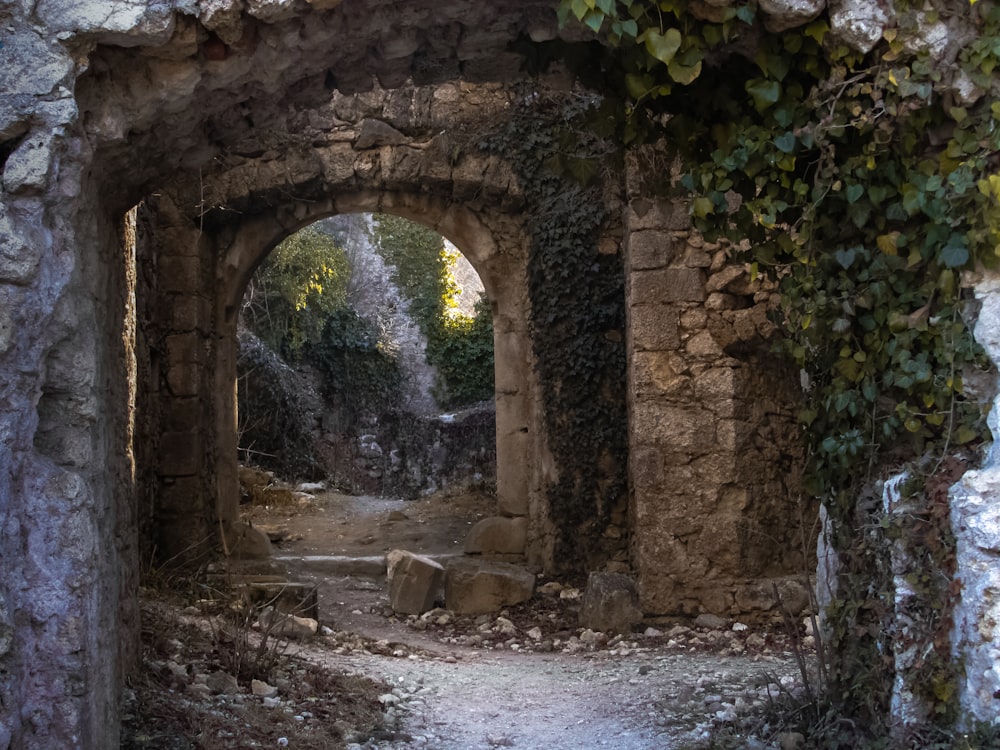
[[526, 626, 543, 641], [779, 731, 806, 750], [694, 613, 727, 630], [644, 627, 664, 638], [251, 679, 278, 697], [538, 582, 564, 596], [263, 696, 281, 708], [204, 671, 240, 695], [732, 622, 748, 632]]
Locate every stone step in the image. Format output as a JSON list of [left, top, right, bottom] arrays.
[[272, 552, 465, 578]]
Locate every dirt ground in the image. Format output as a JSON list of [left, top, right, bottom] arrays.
[[125, 485, 809, 750]]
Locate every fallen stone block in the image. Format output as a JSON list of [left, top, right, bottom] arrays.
[[464, 516, 528, 556], [579, 571, 643, 634], [258, 607, 318, 639], [386, 549, 445, 615], [225, 523, 272, 560], [445, 557, 535, 615]]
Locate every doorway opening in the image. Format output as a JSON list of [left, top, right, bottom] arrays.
[[236, 212, 496, 500]]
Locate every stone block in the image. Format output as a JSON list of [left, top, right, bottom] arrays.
[[628, 304, 680, 351], [248, 582, 319, 620], [157, 256, 203, 293], [631, 403, 716, 452], [632, 351, 692, 398], [386, 549, 445, 615], [226, 522, 273, 560], [579, 572, 643, 634], [445, 557, 535, 615], [626, 230, 675, 270], [464, 516, 528, 556], [157, 430, 202, 476], [631, 268, 707, 305]]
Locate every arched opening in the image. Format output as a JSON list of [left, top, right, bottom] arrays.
[[236, 213, 495, 492]]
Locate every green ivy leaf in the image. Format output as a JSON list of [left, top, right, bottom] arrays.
[[835, 247, 857, 269], [745, 79, 781, 113], [846, 184, 864, 204], [774, 132, 797, 153], [940, 234, 970, 268], [643, 28, 682, 65]]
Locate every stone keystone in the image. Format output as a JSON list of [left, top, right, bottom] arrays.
[[445, 557, 535, 615], [386, 549, 445, 615], [579, 572, 643, 634]]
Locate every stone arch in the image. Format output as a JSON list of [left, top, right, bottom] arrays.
[[137, 127, 555, 569], [221, 193, 540, 553]]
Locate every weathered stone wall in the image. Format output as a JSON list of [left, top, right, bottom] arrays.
[[624, 148, 808, 618], [4, 0, 993, 746]]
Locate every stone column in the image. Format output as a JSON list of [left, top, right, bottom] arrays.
[[139, 195, 218, 565]]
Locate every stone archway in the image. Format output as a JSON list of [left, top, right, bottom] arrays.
[[134, 108, 558, 570], [0, 3, 824, 746]]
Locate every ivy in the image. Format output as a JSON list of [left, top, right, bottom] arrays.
[[479, 89, 628, 570], [557, 0, 1000, 731], [558, 0, 998, 499]]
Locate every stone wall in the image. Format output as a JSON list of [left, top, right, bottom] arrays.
[[3, 1, 995, 746], [623, 153, 808, 618]]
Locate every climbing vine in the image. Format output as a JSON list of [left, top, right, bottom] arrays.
[[558, 0, 1000, 732], [479, 90, 629, 570]]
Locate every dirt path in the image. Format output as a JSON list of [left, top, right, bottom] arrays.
[[243, 487, 802, 749]]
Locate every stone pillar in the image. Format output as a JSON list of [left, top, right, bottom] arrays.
[[139, 195, 218, 564], [624, 147, 806, 617]]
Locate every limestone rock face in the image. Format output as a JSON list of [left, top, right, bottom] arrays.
[[464, 516, 528, 556], [758, 0, 825, 33], [950, 272, 1000, 727], [579, 572, 643, 635], [445, 557, 535, 615], [828, 0, 892, 54], [386, 549, 446, 615]]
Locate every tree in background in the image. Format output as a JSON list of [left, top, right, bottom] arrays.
[[242, 226, 351, 358], [371, 214, 495, 408]]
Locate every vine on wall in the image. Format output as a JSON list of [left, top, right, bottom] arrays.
[[557, 0, 1000, 731], [479, 90, 629, 571]]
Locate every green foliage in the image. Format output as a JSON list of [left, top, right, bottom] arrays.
[[371, 214, 495, 408], [479, 89, 628, 570], [243, 226, 350, 358], [558, 0, 998, 502], [433, 296, 496, 408], [241, 224, 403, 463]]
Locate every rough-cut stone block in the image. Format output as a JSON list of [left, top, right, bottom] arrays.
[[464, 516, 528, 556], [386, 549, 445, 615], [248, 582, 319, 620], [627, 230, 675, 270], [445, 557, 534, 615], [628, 304, 680, 351], [579, 572, 643, 634], [226, 523, 272, 560]]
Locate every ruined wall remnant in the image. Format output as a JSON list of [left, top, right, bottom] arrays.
[[6, 0, 993, 746], [623, 147, 808, 619]]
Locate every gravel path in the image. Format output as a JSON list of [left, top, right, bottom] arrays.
[[305, 642, 799, 750]]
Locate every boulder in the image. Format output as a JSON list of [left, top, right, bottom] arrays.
[[694, 613, 728, 630], [579, 572, 643, 634], [464, 516, 528, 556], [445, 557, 535, 615], [386, 549, 445, 615], [225, 523, 272, 560]]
